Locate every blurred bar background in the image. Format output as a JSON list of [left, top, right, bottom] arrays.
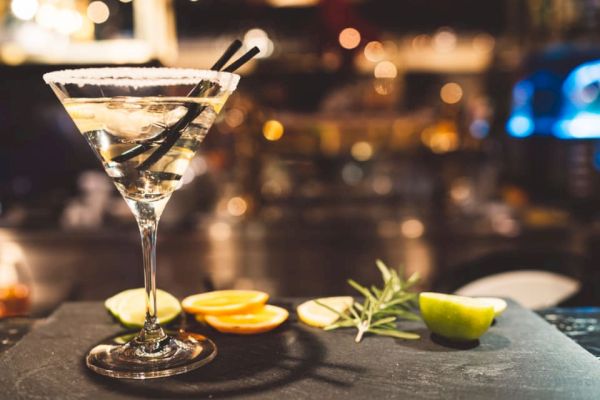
[[1, 0, 600, 317]]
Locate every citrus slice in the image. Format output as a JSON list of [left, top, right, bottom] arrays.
[[204, 305, 289, 334], [182, 290, 269, 316], [478, 297, 508, 317], [111, 288, 182, 329], [297, 296, 354, 328], [419, 292, 495, 341], [105, 288, 139, 317]]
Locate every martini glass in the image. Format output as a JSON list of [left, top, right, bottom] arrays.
[[43, 68, 239, 379]]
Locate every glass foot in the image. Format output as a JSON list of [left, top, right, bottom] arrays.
[[86, 330, 217, 379]]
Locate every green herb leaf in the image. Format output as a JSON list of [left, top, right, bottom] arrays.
[[324, 260, 421, 343]]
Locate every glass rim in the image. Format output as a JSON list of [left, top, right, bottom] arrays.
[[42, 67, 240, 90]]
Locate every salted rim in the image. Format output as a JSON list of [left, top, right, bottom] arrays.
[[43, 67, 240, 90]]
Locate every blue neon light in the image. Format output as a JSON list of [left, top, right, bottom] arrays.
[[554, 60, 600, 139]]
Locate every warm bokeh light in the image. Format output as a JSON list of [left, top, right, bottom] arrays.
[[1, 44, 27, 65], [401, 219, 425, 239], [372, 176, 393, 195], [433, 28, 457, 53], [11, 0, 38, 21], [382, 40, 398, 57], [450, 178, 473, 204], [351, 141, 374, 161], [209, 222, 232, 241], [411, 34, 430, 50], [373, 79, 394, 95], [87, 1, 110, 24], [374, 61, 397, 79], [224, 108, 245, 128], [421, 122, 460, 153], [338, 27, 361, 50], [472, 33, 495, 53], [263, 120, 285, 141], [244, 28, 274, 58], [227, 197, 248, 217], [56, 9, 83, 35], [364, 41, 385, 62], [440, 82, 463, 104], [35, 4, 57, 28]]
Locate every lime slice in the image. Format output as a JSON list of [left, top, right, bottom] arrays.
[[104, 288, 140, 317], [106, 288, 182, 329], [297, 296, 354, 328], [478, 297, 508, 317], [419, 292, 495, 341]]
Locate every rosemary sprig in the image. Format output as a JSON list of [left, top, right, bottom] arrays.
[[317, 260, 421, 343]]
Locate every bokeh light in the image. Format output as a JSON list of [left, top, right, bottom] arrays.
[[209, 222, 232, 241], [440, 82, 463, 104], [472, 33, 495, 53], [263, 120, 284, 141], [244, 28, 274, 58], [224, 108, 245, 128], [351, 141, 374, 161], [364, 41, 385, 62], [56, 9, 83, 35], [374, 61, 397, 79], [401, 219, 425, 239], [339, 27, 361, 50], [227, 197, 248, 217], [11, 0, 38, 21], [421, 122, 460, 153], [87, 1, 110, 24], [433, 28, 457, 53]]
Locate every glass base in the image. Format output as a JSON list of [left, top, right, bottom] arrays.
[[86, 330, 217, 379]]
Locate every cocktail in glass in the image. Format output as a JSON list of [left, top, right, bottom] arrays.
[[43, 68, 239, 379]]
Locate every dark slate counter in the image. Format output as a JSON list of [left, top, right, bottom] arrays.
[[1, 300, 599, 399]]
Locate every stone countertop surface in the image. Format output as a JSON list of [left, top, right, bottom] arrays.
[[1, 299, 600, 400]]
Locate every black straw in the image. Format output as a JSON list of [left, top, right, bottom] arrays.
[[223, 47, 260, 72], [112, 40, 261, 171], [211, 39, 243, 71], [112, 40, 244, 164]]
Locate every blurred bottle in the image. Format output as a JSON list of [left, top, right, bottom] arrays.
[[0, 242, 31, 318]]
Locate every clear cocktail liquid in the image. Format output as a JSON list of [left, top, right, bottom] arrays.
[[64, 96, 225, 201]]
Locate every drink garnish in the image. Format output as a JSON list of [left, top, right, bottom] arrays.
[[111, 41, 259, 169], [317, 260, 421, 343], [297, 296, 354, 328], [202, 304, 289, 334], [182, 290, 269, 315], [105, 288, 182, 328], [419, 292, 495, 341]]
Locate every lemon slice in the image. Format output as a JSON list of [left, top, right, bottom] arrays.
[[204, 305, 289, 334], [478, 297, 508, 317], [182, 290, 269, 316], [297, 296, 354, 328], [419, 292, 495, 341], [108, 288, 182, 329]]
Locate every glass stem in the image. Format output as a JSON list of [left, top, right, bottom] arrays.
[[140, 217, 159, 332], [128, 198, 169, 349]]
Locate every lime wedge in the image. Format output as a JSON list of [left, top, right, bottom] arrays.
[[297, 297, 354, 328], [105, 288, 182, 329], [478, 297, 508, 317], [419, 292, 495, 341]]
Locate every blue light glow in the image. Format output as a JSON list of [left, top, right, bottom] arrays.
[[554, 112, 600, 139], [554, 60, 600, 139], [507, 115, 534, 138], [469, 119, 489, 139]]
